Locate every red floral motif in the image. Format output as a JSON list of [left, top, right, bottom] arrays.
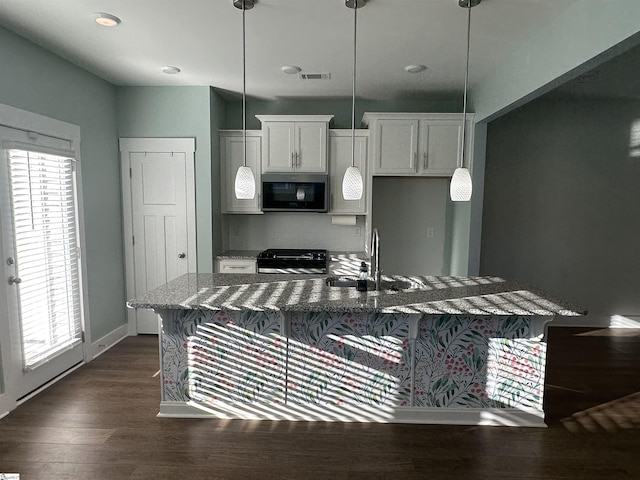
[[507, 354, 539, 379], [533, 344, 542, 358]]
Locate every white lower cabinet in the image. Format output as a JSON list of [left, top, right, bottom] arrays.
[[215, 258, 257, 274], [220, 130, 262, 214], [363, 113, 473, 176], [328, 130, 368, 215]]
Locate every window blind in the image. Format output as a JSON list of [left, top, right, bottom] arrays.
[[7, 149, 83, 371]]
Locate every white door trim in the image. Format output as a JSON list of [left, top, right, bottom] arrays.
[[119, 138, 196, 336], [0, 103, 91, 415]]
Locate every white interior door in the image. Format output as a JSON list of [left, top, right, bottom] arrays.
[[120, 138, 196, 335], [0, 125, 86, 400]]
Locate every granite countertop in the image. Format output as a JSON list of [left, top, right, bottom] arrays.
[[128, 273, 586, 317]]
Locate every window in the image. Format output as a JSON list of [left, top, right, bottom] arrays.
[[7, 148, 83, 370]]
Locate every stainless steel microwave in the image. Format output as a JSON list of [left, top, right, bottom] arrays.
[[261, 173, 328, 212]]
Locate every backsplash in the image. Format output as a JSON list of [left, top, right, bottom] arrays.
[[225, 213, 366, 251]]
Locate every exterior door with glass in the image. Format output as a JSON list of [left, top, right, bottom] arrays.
[[0, 124, 86, 400]]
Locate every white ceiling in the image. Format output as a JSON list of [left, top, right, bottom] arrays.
[[0, 0, 581, 101]]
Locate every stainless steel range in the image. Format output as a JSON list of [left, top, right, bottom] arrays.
[[256, 248, 327, 274]]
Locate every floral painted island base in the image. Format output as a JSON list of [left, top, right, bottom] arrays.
[[157, 309, 553, 427]]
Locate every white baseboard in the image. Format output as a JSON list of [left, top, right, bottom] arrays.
[[157, 401, 546, 427], [86, 323, 129, 361], [0, 393, 12, 421]]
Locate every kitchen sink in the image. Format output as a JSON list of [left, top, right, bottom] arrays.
[[325, 277, 415, 291]]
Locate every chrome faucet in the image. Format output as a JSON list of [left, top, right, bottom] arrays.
[[371, 228, 381, 290]]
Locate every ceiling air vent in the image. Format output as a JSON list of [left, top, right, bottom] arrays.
[[298, 73, 331, 80]]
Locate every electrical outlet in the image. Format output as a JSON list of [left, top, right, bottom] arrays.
[[427, 227, 434, 238]]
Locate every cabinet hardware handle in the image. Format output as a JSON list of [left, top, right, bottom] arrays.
[[291, 152, 295, 169], [178, 252, 186, 259], [424, 152, 428, 170], [8, 276, 22, 285]]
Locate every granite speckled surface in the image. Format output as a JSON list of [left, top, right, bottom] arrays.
[[128, 273, 587, 316]]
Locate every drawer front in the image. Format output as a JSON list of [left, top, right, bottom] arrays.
[[216, 258, 257, 274]]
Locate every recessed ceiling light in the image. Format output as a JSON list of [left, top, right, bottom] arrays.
[[405, 64, 427, 74], [92, 13, 121, 27], [281, 65, 302, 75], [161, 66, 181, 75]]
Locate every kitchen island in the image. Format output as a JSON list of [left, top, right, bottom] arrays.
[[128, 273, 585, 427]]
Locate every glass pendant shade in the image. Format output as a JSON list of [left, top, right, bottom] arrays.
[[342, 0, 365, 202], [449, 0, 479, 202], [233, 0, 256, 201], [234, 165, 255, 199], [342, 166, 363, 200], [450, 167, 472, 202]]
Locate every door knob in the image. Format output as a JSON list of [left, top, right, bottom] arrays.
[[8, 276, 22, 285], [178, 253, 186, 259]]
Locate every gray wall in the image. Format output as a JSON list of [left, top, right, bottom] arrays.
[[226, 214, 365, 252], [117, 86, 218, 272], [471, 0, 640, 121], [210, 89, 227, 258], [372, 178, 450, 275], [481, 97, 640, 326], [0, 26, 124, 341]]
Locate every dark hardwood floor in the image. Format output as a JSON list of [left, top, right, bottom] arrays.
[[1, 326, 640, 479]]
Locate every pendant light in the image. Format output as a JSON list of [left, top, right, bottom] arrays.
[[450, 0, 480, 202], [342, 0, 366, 201], [233, 0, 256, 200]]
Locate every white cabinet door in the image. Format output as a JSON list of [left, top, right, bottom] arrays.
[[364, 113, 474, 177], [257, 116, 332, 173], [329, 130, 367, 214], [371, 119, 419, 175], [262, 122, 295, 172], [418, 120, 462, 176], [295, 122, 328, 172], [220, 131, 262, 214]]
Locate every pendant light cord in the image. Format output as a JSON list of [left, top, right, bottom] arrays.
[[459, 3, 471, 170], [242, 1, 247, 168], [350, 5, 357, 168]]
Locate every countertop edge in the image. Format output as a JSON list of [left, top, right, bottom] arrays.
[[127, 273, 587, 317]]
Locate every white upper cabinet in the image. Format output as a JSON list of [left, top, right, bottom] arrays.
[[363, 113, 474, 176], [220, 130, 262, 214], [371, 118, 419, 174], [328, 130, 368, 215], [256, 115, 333, 173]]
